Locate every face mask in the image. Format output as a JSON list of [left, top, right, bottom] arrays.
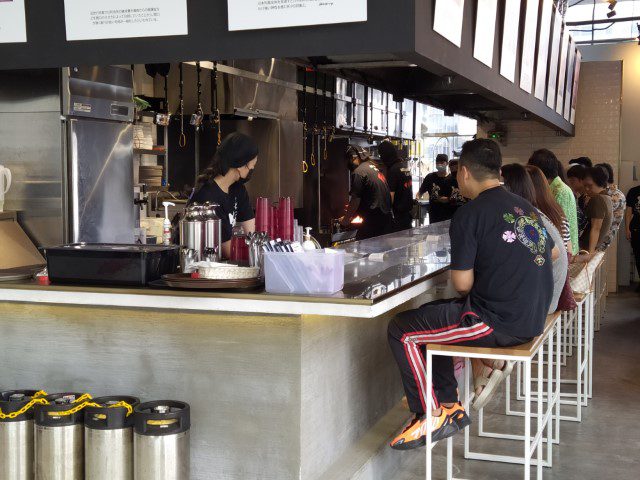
[[436, 164, 447, 173], [238, 169, 254, 185]]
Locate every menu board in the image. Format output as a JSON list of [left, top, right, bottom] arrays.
[[563, 40, 576, 122], [534, 0, 554, 101], [520, 0, 540, 93], [570, 51, 582, 125], [64, 0, 188, 41], [500, 0, 522, 83], [434, 0, 465, 47], [474, 0, 498, 67], [546, 10, 562, 110], [0, 0, 27, 44], [228, 0, 367, 31], [555, 30, 570, 115]]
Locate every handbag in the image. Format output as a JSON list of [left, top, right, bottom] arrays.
[[569, 251, 604, 294]]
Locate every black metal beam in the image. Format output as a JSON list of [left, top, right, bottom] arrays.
[[567, 16, 640, 27]]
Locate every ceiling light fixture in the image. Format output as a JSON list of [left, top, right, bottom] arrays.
[[607, 10, 617, 18], [608, 0, 617, 11]]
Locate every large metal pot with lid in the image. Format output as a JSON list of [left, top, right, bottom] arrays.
[[0, 390, 45, 480], [134, 400, 190, 480], [85, 395, 140, 480], [34, 392, 86, 480]]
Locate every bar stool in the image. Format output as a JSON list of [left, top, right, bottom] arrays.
[[424, 313, 562, 480]]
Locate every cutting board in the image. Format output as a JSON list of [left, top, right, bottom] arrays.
[[0, 221, 46, 271]]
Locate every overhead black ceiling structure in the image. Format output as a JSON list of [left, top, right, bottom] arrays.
[[1, 0, 574, 135]]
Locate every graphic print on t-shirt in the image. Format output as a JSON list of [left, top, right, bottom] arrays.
[[502, 207, 548, 266], [229, 198, 238, 227]]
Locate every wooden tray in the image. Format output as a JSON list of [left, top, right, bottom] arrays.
[[158, 273, 263, 290]]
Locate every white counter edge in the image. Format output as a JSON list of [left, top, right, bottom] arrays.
[[0, 272, 449, 318]]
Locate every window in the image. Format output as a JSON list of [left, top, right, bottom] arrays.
[[567, 0, 640, 44]]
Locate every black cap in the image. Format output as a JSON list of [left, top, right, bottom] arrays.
[[134, 400, 190, 437], [34, 393, 86, 427], [84, 396, 140, 430], [0, 390, 41, 423]]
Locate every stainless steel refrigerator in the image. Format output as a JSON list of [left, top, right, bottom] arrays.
[[62, 66, 135, 244]]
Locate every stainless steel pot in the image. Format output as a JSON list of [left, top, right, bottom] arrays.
[[0, 390, 41, 480], [134, 401, 190, 480], [85, 396, 139, 480], [34, 393, 85, 480]]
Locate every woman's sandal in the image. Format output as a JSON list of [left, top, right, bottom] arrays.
[[472, 364, 504, 411]]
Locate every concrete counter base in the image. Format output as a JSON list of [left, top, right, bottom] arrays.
[[0, 284, 446, 479]]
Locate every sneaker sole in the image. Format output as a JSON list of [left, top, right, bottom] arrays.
[[391, 421, 460, 450], [451, 413, 472, 430]]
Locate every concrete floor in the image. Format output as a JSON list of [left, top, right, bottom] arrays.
[[391, 289, 640, 480]]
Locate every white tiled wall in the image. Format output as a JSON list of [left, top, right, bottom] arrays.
[[479, 61, 623, 291]]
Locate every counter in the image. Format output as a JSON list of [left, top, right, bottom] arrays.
[[0, 224, 452, 480]]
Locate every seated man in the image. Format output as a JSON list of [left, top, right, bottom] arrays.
[[388, 139, 557, 450]]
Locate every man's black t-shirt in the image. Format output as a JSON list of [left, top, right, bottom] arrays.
[[351, 161, 392, 216], [189, 181, 254, 242], [627, 186, 640, 230], [450, 186, 555, 338], [387, 160, 413, 218], [420, 173, 454, 223]]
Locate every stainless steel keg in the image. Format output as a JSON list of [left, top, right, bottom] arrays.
[[85, 396, 140, 480], [34, 393, 85, 480], [134, 400, 190, 480], [0, 390, 43, 480]]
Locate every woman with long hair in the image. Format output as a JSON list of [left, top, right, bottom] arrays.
[[502, 164, 567, 315], [526, 165, 571, 253], [189, 132, 259, 259]]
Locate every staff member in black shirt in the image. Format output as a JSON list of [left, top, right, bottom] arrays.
[[189, 132, 258, 259], [418, 154, 454, 223], [387, 139, 556, 450], [340, 145, 393, 240], [379, 140, 413, 232], [626, 183, 640, 291]]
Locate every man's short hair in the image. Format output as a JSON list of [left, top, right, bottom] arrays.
[[528, 149, 559, 180], [585, 167, 609, 189], [459, 139, 502, 181], [569, 157, 593, 168], [436, 153, 449, 164], [594, 163, 614, 184], [567, 165, 587, 180]]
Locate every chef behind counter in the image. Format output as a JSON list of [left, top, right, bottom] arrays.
[[188, 133, 257, 259], [339, 145, 393, 241]]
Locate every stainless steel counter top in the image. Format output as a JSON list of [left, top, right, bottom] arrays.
[[0, 223, 451, 317]]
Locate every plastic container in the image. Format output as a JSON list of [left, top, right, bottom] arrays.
[[46, 244, 179, 287], [264, 250, 345, 295]]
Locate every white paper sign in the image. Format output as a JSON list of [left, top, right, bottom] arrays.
[[63, 0, 188, 41], [228, 0, 367, 32], [500, 0, 522, 83], [570, 51, 582, 125], [0, 0, 27, 44], [473, 0, 498, 67], [534, 0, 554, 101], [519, 0, 539, 94], [546, 9, 562, 110], [434, 0, 465, 47], [555, 29, 570, 115], [563, 40, 576, 122]]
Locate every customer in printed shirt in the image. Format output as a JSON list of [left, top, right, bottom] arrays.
[[594, 162, 626, 249], [387, 139, 557, 450], [625, 183, 640, 291], [579, 167, 613, 254], [528, 149, 579, 256]]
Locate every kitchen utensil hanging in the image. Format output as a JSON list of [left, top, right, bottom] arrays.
[[301, 68, 309, 174], [155, 76, 171, 126], [309, 69, 318, 167], [190, 62, 204, 131], [176, 63, 186, 147], [210, 61, 221, 146], [322, 73, 329, 162]]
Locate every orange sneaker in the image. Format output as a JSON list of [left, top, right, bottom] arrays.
[[442, 402, 471, 430], [390, 412, 459, 450]]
